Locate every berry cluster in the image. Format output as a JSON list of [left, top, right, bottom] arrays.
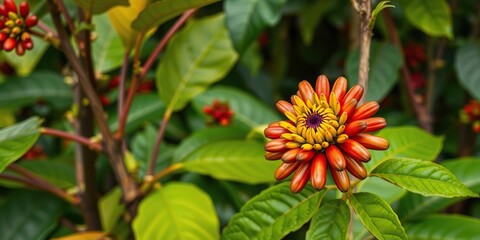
[[460, 100, 480, 133], [0, 0, 38, 55], [203, 99, 234, 126]]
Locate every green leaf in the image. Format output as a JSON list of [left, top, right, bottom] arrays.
[[109, 94, 165, 133], [225, 0, 287, 53], [397, 157, 480, 221], [108, 0, 151, 49], [192, 86, 280, 129], [371, 158, 478, 198], [0, 71, 72, 109], [156, 14, 238, 112], [222, 182, 327, 240], [4, 35, 49, 76], [99, 187, 125, 232], [404, 214, 480, 239], [92, 14, 125, 73], [0, 117, 42, 173], [358, 177, 406, 203], [404, 0, 453, 39], [298, 0, 335, 45], [369, 1, 395, 29], [367, 126, 443, 171], [72, 0, 129, 15], [132, 0, 220, 33], [172, 126, 247, 163], [345, 41, 402, 102], [455, 42, 480, 99], [18, 161, 75, 189], [133, 182, 219, 240], [181, 140, 278, 184], [349, 192, 407, 240], [306, 199, 350, 240], [0, 190, 64, 240]]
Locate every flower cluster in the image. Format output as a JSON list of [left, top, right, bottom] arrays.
[[203, 99, 234, 126], [460, 100, 480, 133], [264, 75, 389, 193], [0, 0, 38, 55]]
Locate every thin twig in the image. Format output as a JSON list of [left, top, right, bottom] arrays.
[[353, 0, 372, 104], [148, 116, 170, 176], [57, 0, 76, 34], [41, 127, 102, 151]]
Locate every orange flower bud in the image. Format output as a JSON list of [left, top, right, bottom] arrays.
[[345, 155, 367, 180], [364, 117, 387, 133], [325, 145, 346, 171], [342, 85, 364, 105], [338, 139, 371, 162], [343, 120, 367, 137], [349, 102, 380, 122], [290, 161, 311, 193], [339, 98, 358, 119], [265, 151, 283, 160], [330, 168, 350, 192], [281, 148, 302, 163], [265, 139, 288, 152], [315, 75, 330, 97], [310, 153, 327, 190], [331, 76, 347, 103], [276, 100, 294, 114], [274, 161, 300, 180], [299, 80, 316, 104], [264, 125, 289, 139], [296, 149, 315, 162], [352, 133, 389, 150]]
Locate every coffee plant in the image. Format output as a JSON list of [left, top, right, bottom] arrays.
[[0, 0, 479, 239]]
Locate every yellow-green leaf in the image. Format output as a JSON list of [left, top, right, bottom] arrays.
[[107, 0, 150, 49]]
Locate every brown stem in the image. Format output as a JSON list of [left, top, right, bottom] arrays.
[[6, 165, 80, 205], [58, 0, 76, 34], [148, 115, 170, 176], [383, 9, 432, 132], [353, 0, 372, 104], [47, 0, 139, 203], [41, 127, 102, 151]]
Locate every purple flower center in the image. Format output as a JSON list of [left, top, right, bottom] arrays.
[[306, 114, 323, 128]]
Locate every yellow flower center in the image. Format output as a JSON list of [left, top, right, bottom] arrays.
[[279, 92, 349, 152]]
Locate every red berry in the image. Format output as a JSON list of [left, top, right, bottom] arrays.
[[0, 5, 7, 17], [19, 1, 29, 18], [3, 37, 15, 51], [3, 0, 17, 13], [21, 38, 32, 49], [15, 42, 24, 55], [25, 15, 37, 27], [0, 32, 6, 42]]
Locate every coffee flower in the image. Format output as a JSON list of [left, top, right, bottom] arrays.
[[0, 0, 38, 55], [264, 75, 389, 193]]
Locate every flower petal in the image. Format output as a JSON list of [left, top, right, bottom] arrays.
[[274, 161, 300, 180], [315, 75, 330, 97], [325, 145, 346, 171], [345, 155, 367, 179], [265, 151, 283, 160], [342, 84, 364, 105], [296, 149, 316, 162], [298, 80, 316, 104], [331, 76, 347, 103], [281, 148, 302, 163], [276, 100, 294, 114], [344, 120, 367, 136], [290, 161, 311, 193], [364, 117, 387, 132], [265, 138, 289, 152], [310, 153, 327, 190], [349, 101, 379, 122], [338, 139, 371, 162], [351, 133, 389, 150], [330, 168, 350, 192]]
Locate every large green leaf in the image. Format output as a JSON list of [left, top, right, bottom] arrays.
[[133, 182, 219, 240], [349, 192, 407, 240], [0, 190, 64, 240], [92, 14, 125, 73], [98, 187, 125, 232], [371, 158, 478, 198], [455, 42, 480, 99], [18, 161, 75, 189], [404, 0, 453, 39], [367, 126, 443, 171], [72, 0, 129, 15], [224, 0, 287, 53], [397, 157, 480, 221], [172, 126, 247, 163], [156, 14, 238, 112], [181, 140, 278, 184], [0, 117, 42, 173], [4, 35, 49, 76], [222, 182, 327, 240], [109, 94, 165, 133], [0, 71, 72, 108], [131, 0, 220, 33], [306, 199, 350, 240], [345, 41, 402, 102], [404, 214, 480, 239], [192, 86, 280, 129]]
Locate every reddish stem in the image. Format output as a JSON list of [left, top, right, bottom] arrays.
[[41, 127, 102, 151]]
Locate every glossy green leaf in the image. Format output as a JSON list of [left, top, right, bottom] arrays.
[[306, 199, 350, 240], [0, 71, 72, 108], [132, 0, 220, 33], [225, 0, 287, 53], [455, 42, 480, 99], [99, 187, 125, 232], [345, 41, 402, 102], [108, 0, 151, 49], [133, 182, 219, 240], [72, 0, 129, 15], [0, 190, 64, 240], [397, 157, 480, 221], [181, 140, 278, 184], [172, 126, 247, 163], [4, 35, 49, 76], [92, 14, 125, 73], [367, 126, 444, 171], [222, 182, 327, 240], [18, 161, 75, 189], [349, 192, 407, 240], [404, 214, 480, 239], [0, 117, 42, 173], [404, 0, 453, 39], [358, 177, 406, 204], [192, 86, 280, 129], [109, 94, 165, 133], [371, 158, 478, 198], [156, 14, 238, 112]]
